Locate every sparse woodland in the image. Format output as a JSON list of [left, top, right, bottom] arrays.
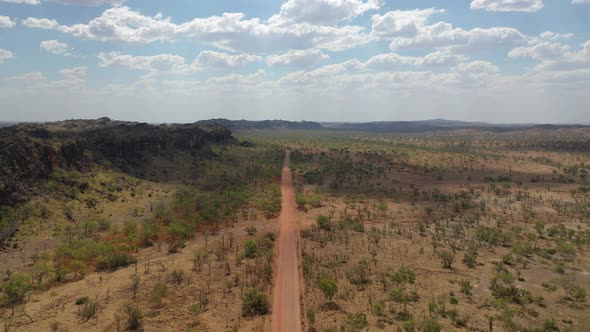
[[270, 130, 590, 332], [1, 126, 590, 331]]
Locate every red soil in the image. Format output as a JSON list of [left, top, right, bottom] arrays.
[[271, 152, 302, 332]]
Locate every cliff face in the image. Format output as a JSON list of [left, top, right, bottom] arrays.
[[0, 120, 236, 205]]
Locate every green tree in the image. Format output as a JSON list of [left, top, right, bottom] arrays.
[[1, 273, 32, 315], [242, 288, 269, 317]]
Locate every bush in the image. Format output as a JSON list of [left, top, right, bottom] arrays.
[[78, 299, 99, 321], [462, 248, 478, 268], [75, 296, 89, 305], [392, 266, 415, 285], [438, 250, 455, 269], [318, 278, 338, 301], [316, 215, 331, 231], [244, 240, 258, 258], [123, 302, 143, 330], [96, 251, 136, 271], [346, 312, 368, 330], [422, 318, 442, 332], [242, 288, 269, 317], [170, 269, 184, 285], [1, 273, 32, 314], [150, 282, 167, 307], [245, 225, 257, 236]]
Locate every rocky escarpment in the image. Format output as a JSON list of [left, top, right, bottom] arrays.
[[0, 119, 236, 205]]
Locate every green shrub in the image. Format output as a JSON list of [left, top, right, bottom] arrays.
[[244, 240, 258, 258], [242, 288, 269, 317], [78, 299, 99, 321], [318, 278, 338, 301], [123, 302, 143, 330]]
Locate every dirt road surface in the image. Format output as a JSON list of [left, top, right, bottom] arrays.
[[271, 152, 302, 332]]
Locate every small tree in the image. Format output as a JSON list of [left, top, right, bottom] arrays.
[[149, 282, 167, 308], [319, 278, 338, 301], [317, 215, 331, 231], [192, 248, 207, 272], [438, 250, 455, 269], [1, 273, 32, 315], [122, 302, 143, 330], [69, 260, 87, 279], [130, 274, 141, 300], [462, 247, 478, 268], [244, 240, 258, 258], [242, 288, 269, 317], [245, 225, 257, 236]]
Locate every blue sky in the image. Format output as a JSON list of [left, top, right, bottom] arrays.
[[0, 0, 589, 123]]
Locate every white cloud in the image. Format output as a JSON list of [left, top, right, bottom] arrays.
[[0, 0, 40, 4], [370, 9, 527, 52], [98, 52, 195, 75], [269, 0, 381, 25], [49, 0, 125, 5], [0, 16, 16, 28], [267, 49, 329, 67], [22, 17, 59, 29], [278, 50, 469, 85], [364, 50, 467, 69], [196, 51, 261, 69], [470, 0, 544, 12], [97, 50, 261, 74], [509, 40, 590, 71], [0, 0, 124, 5], [7, 67, 88, 92], [23, 6, 371, 53], [59, 67, 87, 80], [539, 31, 574, 40], [40, 40, 72, 56], [371, 8, 444, 38], [0, 49, 14, 64], [572, 0, 590, 4]]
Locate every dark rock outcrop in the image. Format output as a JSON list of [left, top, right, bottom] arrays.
[[0, 120, 236, 205]]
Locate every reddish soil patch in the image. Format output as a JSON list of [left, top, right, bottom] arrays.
[[271, 153, 302, 332]]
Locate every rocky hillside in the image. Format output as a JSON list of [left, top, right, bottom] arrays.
[[0, 118, 236, 206]]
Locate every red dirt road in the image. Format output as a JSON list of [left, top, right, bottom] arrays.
[[271, 152, 302, 332]]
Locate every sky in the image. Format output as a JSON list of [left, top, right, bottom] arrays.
[[0, 0, 589, 123]]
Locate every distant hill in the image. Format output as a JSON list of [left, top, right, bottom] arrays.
[[0, 118, 236, 205], [0, 121, 21, 128], [194, 119, 324, 131], [195, 118, 589, 133]]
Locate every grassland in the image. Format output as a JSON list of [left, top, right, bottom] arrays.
[[1, 126, 590, 332]]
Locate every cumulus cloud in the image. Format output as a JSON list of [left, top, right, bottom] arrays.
[[22, 17, 59, 29], [6, 67, 88, 93], [0, 0, 40, 4], [509, 40, 590, 71], [371, 8, 444, 38], [470, 0, 544, 12], [40, 40, 72, 56], [0, 49, 14, 64], [97, 50, 261, 74], [267, 49, 329, 67], [539, 31, 574, 40], [572, 0, 590, 4], [370, 9, 527, 52], [23, 6, 371, 53], [196, 51, 261, 69], [269, 0, 381, 25], [0, 0, 124, 5], [0, 16, 16, 28], [98, 52, 195, 75], [364, 50, 467, 69]]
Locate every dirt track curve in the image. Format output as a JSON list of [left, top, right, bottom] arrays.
[[271, 152, 302, 332]]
